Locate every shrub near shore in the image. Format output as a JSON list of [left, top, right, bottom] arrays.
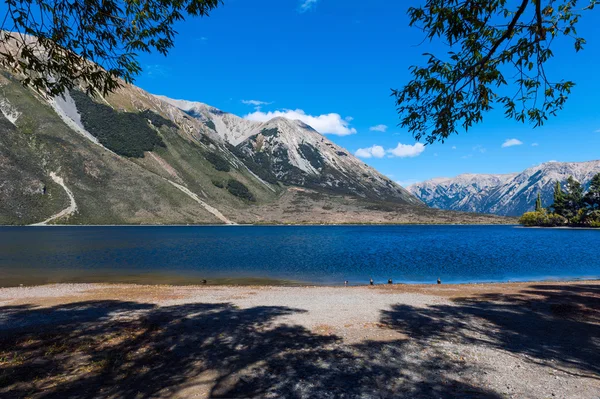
[[518, 210, 567, 227], [520, 173, 600, 227]]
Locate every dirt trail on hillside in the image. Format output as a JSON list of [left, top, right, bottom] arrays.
[[32, 172, 77, 225], [166, 179, 235, 225]]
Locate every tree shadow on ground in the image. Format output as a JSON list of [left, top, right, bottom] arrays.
[[0, 299, 502, 398], [381, 284, 600, 378]]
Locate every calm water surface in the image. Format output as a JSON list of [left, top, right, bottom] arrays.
[[0, 225, 598, 286]]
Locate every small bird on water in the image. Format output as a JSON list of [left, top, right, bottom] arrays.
[[388, 279, 393, 285], [437, 278, 441, 285], [369, 278, 374, 286], [344, 280, 348, 287]]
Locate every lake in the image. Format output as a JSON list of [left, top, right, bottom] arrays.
[[0, 225, 598, 287]]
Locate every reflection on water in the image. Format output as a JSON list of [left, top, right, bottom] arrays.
[[0, 225, 599, 287]]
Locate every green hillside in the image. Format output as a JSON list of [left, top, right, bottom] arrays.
[[0, 71, 279, 225]]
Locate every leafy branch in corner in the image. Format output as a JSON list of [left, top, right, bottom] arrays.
[[0, 0, 221, 97], [392, 0, 597, 144]]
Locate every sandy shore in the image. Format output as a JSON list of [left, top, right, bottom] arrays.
[[1, 281, 599, 398]]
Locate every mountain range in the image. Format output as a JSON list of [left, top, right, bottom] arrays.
[[0, 67, 511, 225], [408, 161, 600, 216]]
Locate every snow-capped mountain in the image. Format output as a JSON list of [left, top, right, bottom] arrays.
[[159, 96, 422, 205], [408, 161, 600, 216]]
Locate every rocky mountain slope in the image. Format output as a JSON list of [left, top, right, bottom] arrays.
[[0, 65, 512, 225], [158, 97, 421, 205], [408, 161, 600, 216]]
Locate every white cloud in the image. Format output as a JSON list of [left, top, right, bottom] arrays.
[[298, 0, 318, 13], [355, 145, 385, 159], [501, 138, 524, 148], [531, 143, 539, 147], [595, 129, 600, 133], [245, 109, 357, 136], [356, 142, 425, 159], [473, 145, 487, 153], [369, 124, 388, 132], [387, 142, 426, 158], [451, 146, 457, 150], [242, 100, 272, 107]]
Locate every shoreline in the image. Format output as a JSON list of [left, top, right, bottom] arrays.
[[2, 276, 599, 290], [1, 222, 519, 227], [2, 280, 598, 398]]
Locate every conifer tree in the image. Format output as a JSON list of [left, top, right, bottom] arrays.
[[552, 181, 565, 216], [584, 173, 600, 210], [535, 192, 543, 212], [563, 176, 584, 221]]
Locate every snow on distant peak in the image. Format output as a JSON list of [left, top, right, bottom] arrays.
[[409, 160, 600, 216]]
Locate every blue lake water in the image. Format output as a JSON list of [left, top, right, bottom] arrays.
[[0, 225, 599, 286]]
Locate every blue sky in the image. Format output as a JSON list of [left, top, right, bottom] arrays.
[[133, 0, 600, 185]]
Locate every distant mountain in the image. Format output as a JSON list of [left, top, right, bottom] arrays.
[[408, 161, 600, 216]]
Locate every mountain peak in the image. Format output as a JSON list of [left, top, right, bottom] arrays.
[[155, 93, 422, 205]]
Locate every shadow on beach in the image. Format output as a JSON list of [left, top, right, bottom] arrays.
[[1, 283, 598, 398], [381, 284, 600, 378]]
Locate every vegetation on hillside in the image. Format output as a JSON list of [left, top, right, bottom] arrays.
[[140, 110, 178, 129], [226, 143, 278, 184], [203, 120, 217, 131], [71, 91, 166, 158], [519, 174, 600, 227], [212, 179, 225, 188], [298, 143, 324, 170], [203, 151, 231, 172], [227, 179, 255, 202]]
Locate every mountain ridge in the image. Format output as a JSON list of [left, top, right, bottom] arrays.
[[408, 161, 600, 216]]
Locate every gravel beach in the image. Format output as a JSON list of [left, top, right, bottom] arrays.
[[1, 282, 599, 398]]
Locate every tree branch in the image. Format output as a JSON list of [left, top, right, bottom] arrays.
[[456, 0, 530, 90]]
